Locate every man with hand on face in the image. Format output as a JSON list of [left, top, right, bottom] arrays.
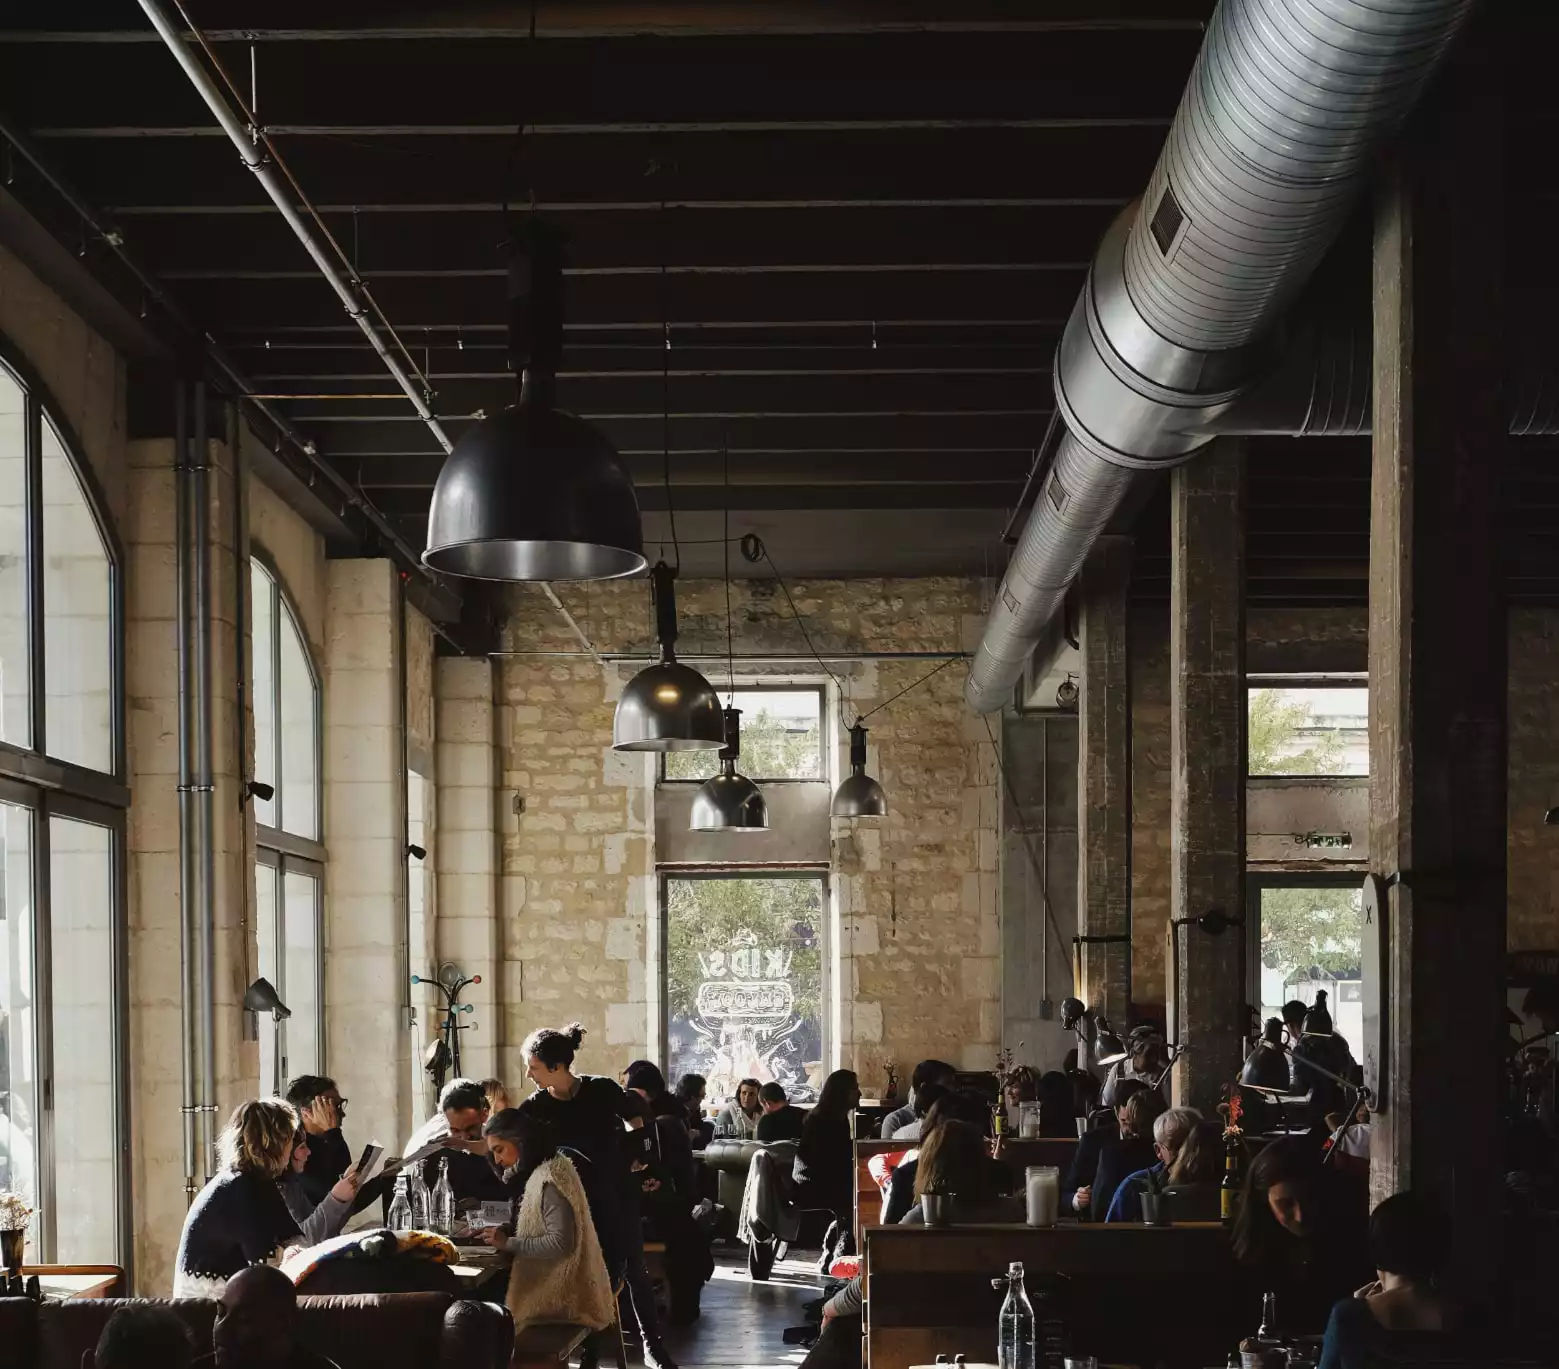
[[285, 1076, 351, 1209]]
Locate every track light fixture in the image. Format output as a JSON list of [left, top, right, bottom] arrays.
[[690, 708, 769, 833], [244, 779, 275, 804], [424, 221, 646, 581], [832, 722, 887, 818], [613, 562, 726, 752]]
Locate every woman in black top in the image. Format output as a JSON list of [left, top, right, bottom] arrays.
[[1233, 1135, 1372, 1335], [794, 1069, 860, 1254], [174, 1099, 302, 1298], [519, 1024, 676, 1369]]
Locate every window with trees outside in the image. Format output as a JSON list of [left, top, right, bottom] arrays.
[[664, 874, 826, 1102], [1247, 685, 1368, 777], [250, 558, 324, 1094], [0, 348, 127, 1267], [662, 688, 824, 781], [1253, 880, 1364, 1049]]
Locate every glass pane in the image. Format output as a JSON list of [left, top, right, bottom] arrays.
[[1257, 884, 1364, 1049], [278, 605, 317, 840], [254, 861, 279, 1095], [41, 419, 113, 772], [250, 563, 278, 829], [666, 876, 824, 1102], [0, 802, 38, 1252], [664, 689, 824, 781], [1247, 687, 1369, 777], [47, 816, 116, 1262], [0, 368, 29, 751], [282, 869, 321, 1080]]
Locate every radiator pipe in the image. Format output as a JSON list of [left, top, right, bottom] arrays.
[[193, 380, 218, 1177], [174, 380, 199, 1201]]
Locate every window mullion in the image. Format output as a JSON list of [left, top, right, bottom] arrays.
[[271, 580, 284, 832], [25, 392, 44, 758]]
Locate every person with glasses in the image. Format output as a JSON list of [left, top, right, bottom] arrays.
[[284, 1076, 350, 1208]]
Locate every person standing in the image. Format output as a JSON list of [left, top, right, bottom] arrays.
[[519, 1024, 677, 1369]]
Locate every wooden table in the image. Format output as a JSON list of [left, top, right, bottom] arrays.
[[447, 1245, 505, 1292], [22, 1268, 121, 1300]]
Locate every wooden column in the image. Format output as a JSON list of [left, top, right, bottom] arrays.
[[1170, 440, 1247, 1113], [1077, 535, 1133, 1023], [1368, 29, 1505, 1293]]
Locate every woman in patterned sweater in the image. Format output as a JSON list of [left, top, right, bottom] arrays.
[[174, 1099, 302, 1298]]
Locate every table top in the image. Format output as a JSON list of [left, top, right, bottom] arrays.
[[35, 1272, 119, 1300]]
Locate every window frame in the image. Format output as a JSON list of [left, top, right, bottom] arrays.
[[1244, 870, 1365, 1030], [249, 554, 324, 852], [0, 337, 129, 1275], [253, 847, 326, 1093], [656, 683, 828, 785], [656, 865, 831, 1098], [1245, 674, 1369, 781]]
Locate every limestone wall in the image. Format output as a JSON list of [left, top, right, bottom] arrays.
[[490, 575, 997, 1096]]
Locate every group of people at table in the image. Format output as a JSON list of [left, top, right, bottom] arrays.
[[166, 1010, 1450, 1369]]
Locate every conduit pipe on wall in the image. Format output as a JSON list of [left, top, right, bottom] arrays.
[[966, 0, 1476, 714], [175, 379, 219, 1194]]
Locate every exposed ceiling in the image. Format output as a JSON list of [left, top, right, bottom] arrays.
[[0, 1, 1555, 600]]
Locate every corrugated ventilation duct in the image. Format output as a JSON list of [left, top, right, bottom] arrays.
[[965, 0, 1476, 714]]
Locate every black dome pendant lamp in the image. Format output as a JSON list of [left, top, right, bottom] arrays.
[[612, 561, 726, 752], [690, 707, 768, 833], [832, 721, 887, 818], [423, 223, 646, 581]]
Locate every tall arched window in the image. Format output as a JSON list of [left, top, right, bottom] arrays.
[[0, 347, 127, 1268], [250, 558, 323, 1094]]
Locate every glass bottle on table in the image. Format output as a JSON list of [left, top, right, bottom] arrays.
[[387, 1174, 412, 1231], [408, 1164, 430, 1230], [431, 1156, 456, 1235], [1220, 1130, 1242, 1224], [997, 1261, 1036, 1369]]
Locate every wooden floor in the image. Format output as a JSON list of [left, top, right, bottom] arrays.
[[659, 1245, 825, 1369]]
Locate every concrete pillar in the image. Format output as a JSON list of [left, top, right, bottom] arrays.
[[1368, 34, 1504, 1292], [322, 559, 407, 1154], [125, 425, 247, 1292], [435, 655, 500, 1084], [1169, 441, 1246, 1113], [1077, 536, 1132, 1023]]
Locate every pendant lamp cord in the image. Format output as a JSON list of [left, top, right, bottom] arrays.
[[724, 431, 735, 704], [981, 712, 1072, 979], [660, 230, 681, 569], [855, 655, 961, 723]]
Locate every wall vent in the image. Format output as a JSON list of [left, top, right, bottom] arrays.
[[1149, 185, 1185, 256]]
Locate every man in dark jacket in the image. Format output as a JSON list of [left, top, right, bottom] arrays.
[[754, 1082, 806, 1142], [1061, 1077, 1149, 1219]]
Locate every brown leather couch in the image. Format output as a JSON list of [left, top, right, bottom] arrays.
[[0, 1289, 513, 1369]]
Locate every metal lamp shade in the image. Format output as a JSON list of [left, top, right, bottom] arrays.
[[613, 660, 726, 751], [832, 722, 887, 817], [691, 761, 769, 832], [1241, 1043, 1293, 1095], [423, 403, 646, 581], [832, 770, 888, 818], [1094, 1022, 1128, 1066]]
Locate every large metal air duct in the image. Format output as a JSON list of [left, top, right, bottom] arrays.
[[966, 0, 1476, 713]]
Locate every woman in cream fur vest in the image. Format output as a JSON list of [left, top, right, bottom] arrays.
[[481, 1108, 616, 1336]]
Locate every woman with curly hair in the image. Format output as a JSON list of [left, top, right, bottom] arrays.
[[174, 1098, 303, 1298]]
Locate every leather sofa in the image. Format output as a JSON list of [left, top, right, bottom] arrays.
[[0, 1289, 513, 1369], [701, 1136, 764, 1212]]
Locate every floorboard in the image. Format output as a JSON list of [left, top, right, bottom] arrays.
[[659, 1244, 825, 1369]]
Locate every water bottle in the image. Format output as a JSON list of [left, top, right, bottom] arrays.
[[387, 1174, 412, 1231], [407, 1164, 430, 1230], [431, 1156, 455, 1235], [998, 1261, 1036, 1369]]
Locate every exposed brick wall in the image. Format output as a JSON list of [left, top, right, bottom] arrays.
[[490, 576, 997, 1096], [1129, 604, 1172, 1010]]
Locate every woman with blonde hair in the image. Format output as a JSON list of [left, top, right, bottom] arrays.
[[173, 1098, 304, 1298]]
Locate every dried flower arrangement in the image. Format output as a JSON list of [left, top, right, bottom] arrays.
[[0, 1190, 33, 1230]]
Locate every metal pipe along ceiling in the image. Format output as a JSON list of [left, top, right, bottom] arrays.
[[965, 0, 1476, 714]]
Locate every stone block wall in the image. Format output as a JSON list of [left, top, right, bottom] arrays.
[[1129, 604, 1173, 1011], [490, 575, 997, 1096]]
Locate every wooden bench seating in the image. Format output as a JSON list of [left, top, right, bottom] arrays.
[[512, 1323, 590, 1368], [862, 1222, 1243, 1369], [854, 1136, 1078, 1249]]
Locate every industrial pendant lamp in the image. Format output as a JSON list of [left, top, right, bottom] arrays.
[[832, 722, 887, 818], [1240, 1018, 1293, 1094], [613, 562, 726, 751], [690, 708, 768, 832], [423, 223, 646, 581]]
